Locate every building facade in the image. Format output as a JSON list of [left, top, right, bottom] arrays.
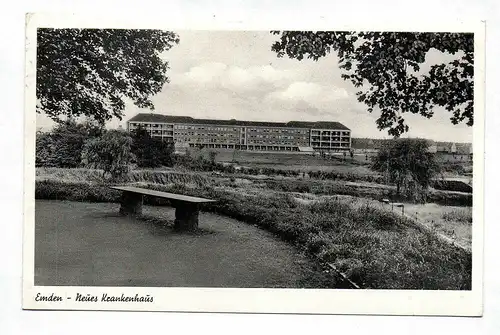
[[127, 113, 351, 152]]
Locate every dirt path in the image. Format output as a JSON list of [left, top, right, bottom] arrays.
[[35, 200, 335, 288]]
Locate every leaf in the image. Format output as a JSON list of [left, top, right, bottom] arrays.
[[37, 28, 179, 123], [271, 31, 474, 136]]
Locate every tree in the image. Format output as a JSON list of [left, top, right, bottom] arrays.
[[131, 125, 174, 168], [35, 118, 105, 167], [371, 138, 439, 201], [81, 130, 134, 180], [208, 151, 218, 165], [35, 131, 56, 167], [37, 29, 179, 123], [271, 31, 474, 136]]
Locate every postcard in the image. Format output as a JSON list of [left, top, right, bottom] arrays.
[[23, 13, 484, 315]]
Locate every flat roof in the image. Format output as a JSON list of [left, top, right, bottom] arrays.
[[128, 113, 350, 130]]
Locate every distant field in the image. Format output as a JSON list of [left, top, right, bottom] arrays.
[[187, 149, 377, 175], [435, 153, 472, 163]]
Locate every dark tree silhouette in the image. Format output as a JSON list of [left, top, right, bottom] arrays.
[[372, 138, 439, 201], [271, 31, 474, 136], [81, 130, 134, 180], [37, 28, 179, 123], [35, 118, 105, 168], [131, 125, 174, 168]]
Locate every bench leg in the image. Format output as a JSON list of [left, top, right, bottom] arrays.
[[119, 191, 143, 215], [173, 203, 199, 231]]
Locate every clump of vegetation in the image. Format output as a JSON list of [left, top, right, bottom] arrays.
[[372, 138, 439, 202], [308, 170, 384, 183], [35, 118, 104, 168], [130, 125, 175, 168], [36, 167, 209, 186], [262, 178, 472, 207], [37, 119, 178, 172], [439, 163, 469, 175], [442, 209, 473, 223], [35, 180, 121, 203], [81, 130, 134, 180], [35, 179, 472, 290]]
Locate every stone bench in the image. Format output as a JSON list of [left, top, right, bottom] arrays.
[[110, 186, 216, 231]]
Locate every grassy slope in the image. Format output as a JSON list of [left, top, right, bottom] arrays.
[[35, 173, 472, 290]]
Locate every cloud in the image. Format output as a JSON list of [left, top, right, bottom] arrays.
[[265, 81, 351, 115], [174, 62, 296, 93], [182, 62, 228, 84], [270, 81, 349, 101]]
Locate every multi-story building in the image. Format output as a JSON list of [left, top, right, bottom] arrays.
[[126, 113, 351, 152]]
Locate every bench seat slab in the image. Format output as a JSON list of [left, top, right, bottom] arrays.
[[119, 191, 143, 215]]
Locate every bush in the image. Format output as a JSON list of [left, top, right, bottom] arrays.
[[442, 209, 473, 223], [35, 119, 104, 168], [371, 138, 439, 201], [131, 126, 174, 168], [81, 130, 134, 180], [35, 180, 121, 202]]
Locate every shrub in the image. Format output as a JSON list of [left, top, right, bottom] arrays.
[[131, 125, 174, 168], [35, 119, 104, 168], [35, 180, 121, 202], [81, 130, 134, 180], [442, 209, 473, 223], [371, 138, 439, 201]]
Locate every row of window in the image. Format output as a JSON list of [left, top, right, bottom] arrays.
[[312, 143, 350, 147], [311, 131, 350, 136], [129, 123, 173, 129], [175, 125, 239, 132], [311, 138, 350, 142], [176, 138, 240, 144], [247, 128, 308, 134], [249, 135, 307, 140], [313, 135, 346, 138], [149, 130, 174, 136], [174, 132, 239, 138], [248, 140, 309, 145]]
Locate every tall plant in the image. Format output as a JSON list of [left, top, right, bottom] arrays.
[[81, 130, 134, 180], [372, 138, 439, 201]]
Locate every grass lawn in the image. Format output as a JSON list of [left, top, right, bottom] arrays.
[[35, 200, 336, 288], [188, 148, 377, 174]]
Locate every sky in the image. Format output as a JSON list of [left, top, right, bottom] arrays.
[[36, 30, 473, 143]]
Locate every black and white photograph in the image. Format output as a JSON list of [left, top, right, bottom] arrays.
[[22, 14, 485, 315]]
